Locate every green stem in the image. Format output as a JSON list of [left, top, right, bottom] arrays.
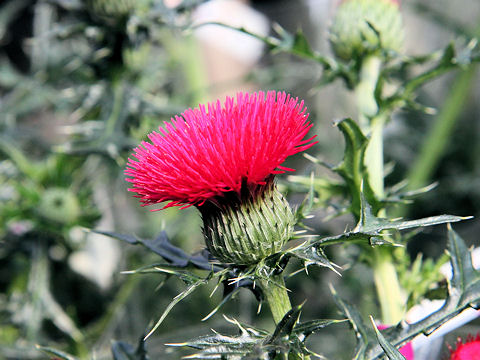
[[372, 248, 405, 324], [407, 66, 476, 191], [105, 79, 125, 137], [356, 55, 382, 129], [355, 54, 405, 324], [365, 114, 386, 198], [258, 274, 292, 324]]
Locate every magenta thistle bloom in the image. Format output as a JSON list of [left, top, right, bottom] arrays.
[[126, 91, 317, 210], [448, 333, 480, 360]]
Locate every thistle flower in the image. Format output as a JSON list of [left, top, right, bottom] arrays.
[[126, 91, 317, 265], [448, 333, 480, 360], [330, 0, 404, 60]]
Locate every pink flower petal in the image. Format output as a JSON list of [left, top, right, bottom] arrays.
[[126, 91, 317, 209]]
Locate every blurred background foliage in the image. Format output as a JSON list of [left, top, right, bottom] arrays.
[[0, 0, 479, 359]]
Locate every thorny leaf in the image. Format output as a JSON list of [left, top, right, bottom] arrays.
[[355, 196, 468, 236], [326, 225, 480, 359], [331, 118, 382, 218], [330, 287, 407, 359], [201, 286, 241, 321], [100, 214, 469, 349], [170, 310, 339, 359], [364, 225, 480, 359], [330, 285, 372, 360], [384, 181, 438, 204], [370, 318, 406, 360], [293, 195, 466, 254], [385, 39, 479, 110], [168, 321, 267, 359], [292, 318, 348, 339], [144, 278, 208, 340], [94, 230, 220, 271], [288, 244, 341, 275], [333, 118, 370, 216], [100, 230, 265, 338], [266, 304, 303, 344], [290, 119, 378, 220]]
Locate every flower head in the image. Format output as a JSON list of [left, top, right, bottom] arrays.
[[126, 91, 316, 210], [448, 334, 480, 360], [126, 91, 317, 265]]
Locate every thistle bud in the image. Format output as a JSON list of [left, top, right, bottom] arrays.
[[38, 188, 80, 224], [200, 180, 294, 265], [330, 0, 404, 60]]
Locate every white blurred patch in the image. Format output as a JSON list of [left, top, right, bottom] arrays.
[[406, 246, 480, 359], [68, 179, 121, 290], [193, 0, 269, 65]]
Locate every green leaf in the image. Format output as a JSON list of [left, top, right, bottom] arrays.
[[300, 196, 467, 248], [293, 318, 347, 338], [332, 118, 379, 217], [266, 304, 303, 344], [330, 285, 373, 359], [201, 286, 240, 321], [291, 28, 315, 58], [356, 196, 468, 235], [370, 317, 406, 360], [386, 39, 479, 110], [168, 318, 266, 359], [170, 311, 331, 359], [289, 245, 341, 275], [94, 230, 219, 271], [144, 278, 208, 340], [444, 224, 480, 308]]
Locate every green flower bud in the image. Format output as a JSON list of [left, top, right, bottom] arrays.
[[200, 181, 295, 266], [330, 0, 404, 60], [38, 187, 81, 224]]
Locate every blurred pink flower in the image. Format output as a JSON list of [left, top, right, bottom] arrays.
[[448, 334, 480, 360], [126, 91, 317, 209]]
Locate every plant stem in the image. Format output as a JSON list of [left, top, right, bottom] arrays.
[[356, 55, 381, 129], [356, 54, 405, 324], [372, 248, 405, 324], [365, 114, 386, 198], [258, 274, 292, 324], [406, 66, 476, 191]]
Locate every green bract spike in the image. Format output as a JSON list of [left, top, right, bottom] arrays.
[[200, 180, 295, 266]]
